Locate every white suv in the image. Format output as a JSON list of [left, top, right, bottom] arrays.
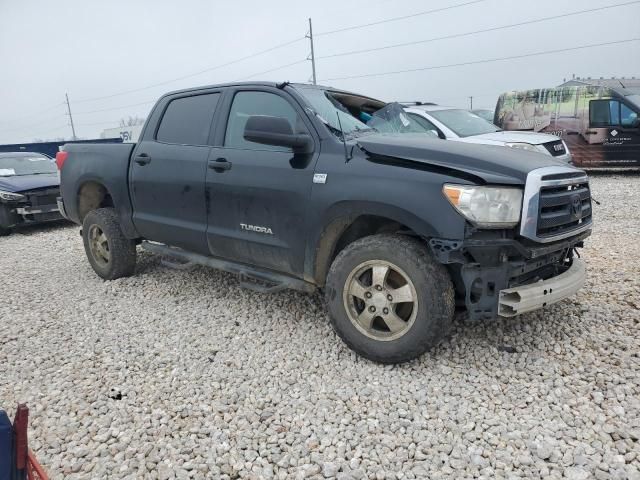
[[402, 103, 573, 164]]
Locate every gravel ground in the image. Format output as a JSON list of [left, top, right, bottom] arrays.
[[1, 174, 639, 480]]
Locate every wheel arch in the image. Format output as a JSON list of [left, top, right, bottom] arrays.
[[77, 180, 115, 222], [309, 201, 441, 286]]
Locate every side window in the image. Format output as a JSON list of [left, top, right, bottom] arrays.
[[621, 103, 639, 127], [224, 91, 301, 151], [156, 93, 219, 145], [590, 100, 612, 126]]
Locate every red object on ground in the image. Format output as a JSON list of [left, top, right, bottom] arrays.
[[11, 404, 49, 480], [13, 404, 28, 470], [27, 450, 49, 480]]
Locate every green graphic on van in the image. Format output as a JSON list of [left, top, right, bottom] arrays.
[[495, 85, 640, 169]]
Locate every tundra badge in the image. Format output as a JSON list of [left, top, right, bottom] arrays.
[[240, 223, 273, 235]]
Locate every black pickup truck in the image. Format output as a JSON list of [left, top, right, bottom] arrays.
[[57, 82, 592, 363]]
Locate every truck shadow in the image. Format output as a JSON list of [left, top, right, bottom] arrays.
[[134, 248, 591, 366], [10, 219, 74, 236]]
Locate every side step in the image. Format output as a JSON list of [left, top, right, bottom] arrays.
[[141, 241, 316, 294]]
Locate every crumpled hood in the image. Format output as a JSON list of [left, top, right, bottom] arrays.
[[457, 130, 560, 146], [0, 173, 59, 193], [356, 133, 568, 184]]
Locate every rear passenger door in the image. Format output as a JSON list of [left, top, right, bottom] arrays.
[[205, 87, 318, 276], [130, 92, 220, 254]]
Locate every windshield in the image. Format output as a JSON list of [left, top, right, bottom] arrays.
[[429, 109, 501, 137], [296, 87, 373, 137], [0, 155, 57, 177], [296, 87, 435, 139]]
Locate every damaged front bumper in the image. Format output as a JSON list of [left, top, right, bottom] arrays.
[[429, 230, 590, 320], [498, 258, 585, 317]]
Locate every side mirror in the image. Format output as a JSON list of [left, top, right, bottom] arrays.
[[243, 115, 313, 153]]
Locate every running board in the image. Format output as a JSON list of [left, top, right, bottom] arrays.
[[141, 241, 316, 294]]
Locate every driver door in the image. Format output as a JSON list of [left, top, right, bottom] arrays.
[[205, 88, 318, 276]]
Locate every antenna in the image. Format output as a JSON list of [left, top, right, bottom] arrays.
[[335, 112, 351, 162]]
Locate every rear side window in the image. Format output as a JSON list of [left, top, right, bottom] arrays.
[[156, 93, 219, 145], [224, 91, 301, 151]]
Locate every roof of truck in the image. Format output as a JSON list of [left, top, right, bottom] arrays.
[[162, 81, 361, 98]]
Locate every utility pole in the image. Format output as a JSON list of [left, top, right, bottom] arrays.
[[307, 18, 317, 85], [65, 93, 77, 140], [469, 96, 473, 110]]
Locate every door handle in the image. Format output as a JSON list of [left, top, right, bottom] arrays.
[[134, 154, 151, 166], [209, 158, 232, 172]]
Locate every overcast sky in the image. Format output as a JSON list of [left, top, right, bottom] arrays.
[[1, 0, 638, 144]]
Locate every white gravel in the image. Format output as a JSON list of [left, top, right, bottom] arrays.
[[1, 174, 639, 480]]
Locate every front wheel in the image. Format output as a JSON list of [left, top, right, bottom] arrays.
[[82, 208, 136, 280], [325, 234, 454, 364]]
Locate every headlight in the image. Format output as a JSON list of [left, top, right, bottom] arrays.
[[443, 184, 523, 228], [505, 142, 540, 153], [0, 190, 25, 202]]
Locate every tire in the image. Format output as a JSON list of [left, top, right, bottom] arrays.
[[0, 205, 12, 236], [325, 234, 454, 364], [82, 208, 136, 280]]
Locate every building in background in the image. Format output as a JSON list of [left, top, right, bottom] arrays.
[[101, 124, 143, 143]]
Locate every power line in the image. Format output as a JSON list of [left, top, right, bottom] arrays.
[[321, 38, 640, 81], [75, 36, 306, 104], [0, 103, 65, 128], [315, 0, 486, 36], [75, 100, 156, 115], [238, 59, 308, 81], [318, 0, 640, 59], [76, 120, 124, 127], [0, 112, 67, 135]]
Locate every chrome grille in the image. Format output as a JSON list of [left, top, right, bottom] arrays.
[[520, 166, 593, 243], [537, 181, 592, 238], [541, 140, 566, 157]]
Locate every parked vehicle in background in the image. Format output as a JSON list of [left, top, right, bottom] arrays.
[[0, 152, 64, 236], [58, 82, 592, 363], [494, 84, 640, 169], [471, 109, 496, 123], [400, 103, 573, 164]]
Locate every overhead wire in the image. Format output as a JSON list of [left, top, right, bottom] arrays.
[[317, 0, 640, 59], [321, 38, 640, 81]]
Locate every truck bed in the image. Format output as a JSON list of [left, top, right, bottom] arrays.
[[59, 142, 137, 233]]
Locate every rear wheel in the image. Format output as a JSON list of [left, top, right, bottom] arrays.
[[0, 226, 10, 237], [325, 234, 454, 363], [82, 208, 136, 280]]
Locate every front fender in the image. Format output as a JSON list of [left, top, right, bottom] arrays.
[[305, 200, 466, 284]]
